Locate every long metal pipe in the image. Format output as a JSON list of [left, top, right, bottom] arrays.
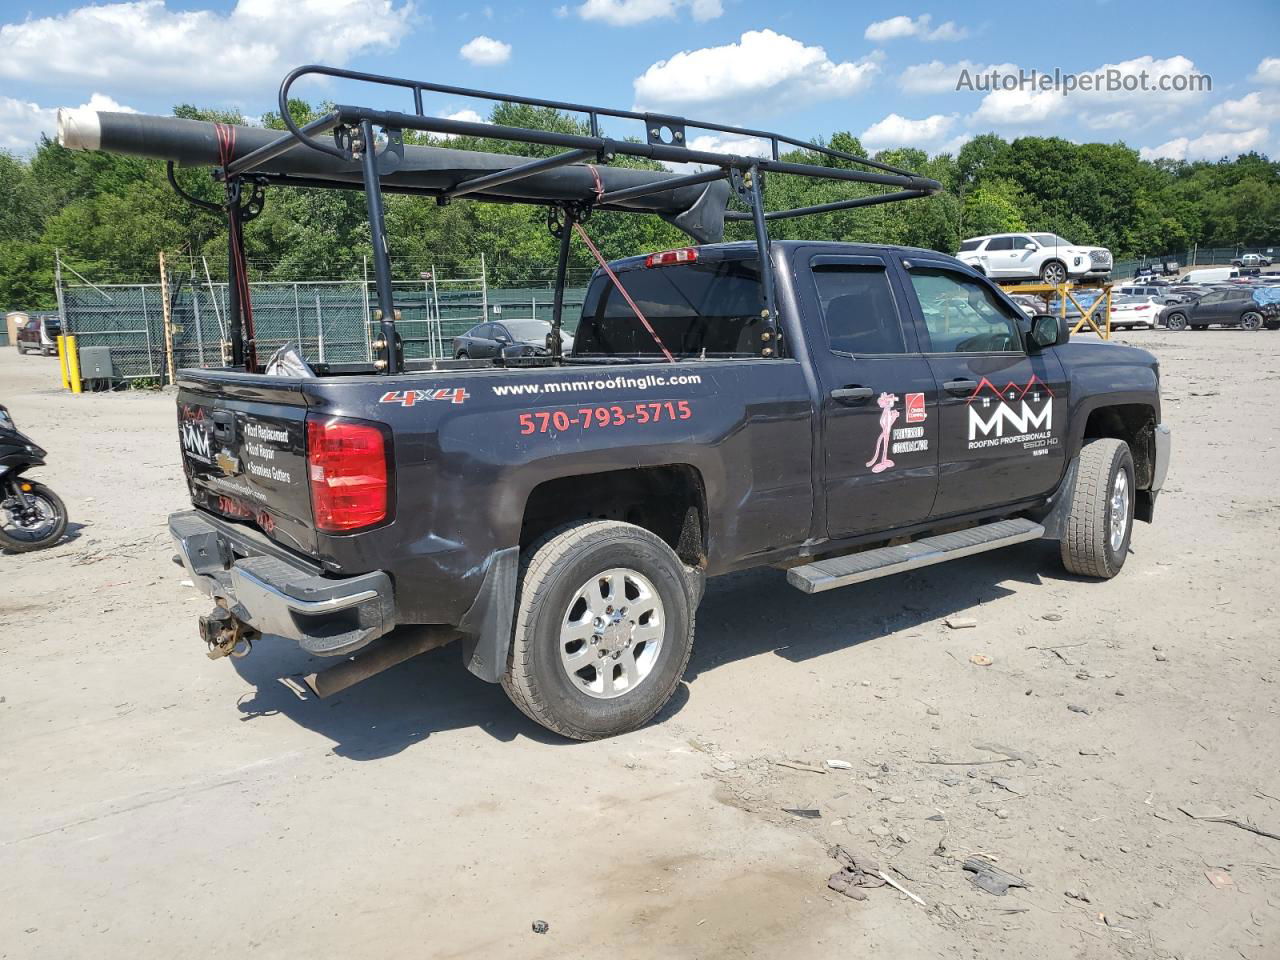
[[746, 164, 778, 351], [358, 119, 400, 373], [725, 188, 936, 222], [226, 111, 342, 176], [444, 148, 596, 199], [550, 207, 576, 362], [599, 168, 726, 205]]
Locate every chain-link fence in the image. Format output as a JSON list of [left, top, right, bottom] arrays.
[[1111, 244, 1279, 280], [61, 277, 587, 382]]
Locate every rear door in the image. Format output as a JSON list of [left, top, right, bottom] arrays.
[[981, 237, 1015, 277], [900, 258, 1069, 519], [177, 377, 317, 554], [798, 253, 940, 538]]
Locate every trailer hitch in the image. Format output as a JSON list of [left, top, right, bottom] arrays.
[[199, 602, 258, 660]]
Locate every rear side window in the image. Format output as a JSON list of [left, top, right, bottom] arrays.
[[813, 265, 906, 355], [908, 268, 1022, 353], [575, 259, 765, 358], [986, 237, 1014, 251], [958, 239, 982, 252]]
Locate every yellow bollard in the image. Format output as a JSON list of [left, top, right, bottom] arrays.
[[66, 334, 83, 394], [56, 335, 71, 390]]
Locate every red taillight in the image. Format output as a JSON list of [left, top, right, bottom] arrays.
[[1135, 305, 1150, 311], [306, 417, 389, 532], [645, 247, 698, 268]]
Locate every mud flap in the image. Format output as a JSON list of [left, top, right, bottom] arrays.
[[458, 546, 519, 683], [1036, 458, 1079, 541]]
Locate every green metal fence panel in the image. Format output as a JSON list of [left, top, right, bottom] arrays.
[[62, 280, 587, 380]]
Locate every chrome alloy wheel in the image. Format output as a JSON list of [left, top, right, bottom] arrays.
[[559, 567, 664, 700], [1109, 469, 1129, 553]]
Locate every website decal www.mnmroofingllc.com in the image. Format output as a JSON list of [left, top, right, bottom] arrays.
[[491, 372, 704, 397], [957, 66, 1212, 95]]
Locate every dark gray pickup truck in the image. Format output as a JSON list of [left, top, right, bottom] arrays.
[[64, 67, 1170, 739], [168, 239, 1169, 738]]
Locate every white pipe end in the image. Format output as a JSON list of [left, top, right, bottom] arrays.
[[57, 107, 101, 151]]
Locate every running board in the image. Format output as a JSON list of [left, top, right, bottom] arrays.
[[786, 518, 1045, 594]]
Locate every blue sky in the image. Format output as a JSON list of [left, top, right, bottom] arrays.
[[2, 0, 1279, 162]]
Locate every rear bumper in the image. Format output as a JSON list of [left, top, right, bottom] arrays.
[[170, 510, 396, 657]]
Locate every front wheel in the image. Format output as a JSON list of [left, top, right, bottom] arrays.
[[1165, 312, 1187, 331], [1060, 439, 1134, 579], [1040, 260, 1068, 285], [0, 481, 69, 553], [1240, 310, 1264, 331], [455, 351, 469, 360], [502, 520, 695, 740]]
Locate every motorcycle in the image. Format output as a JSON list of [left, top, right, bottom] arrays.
[[0, 404, 68, 552]]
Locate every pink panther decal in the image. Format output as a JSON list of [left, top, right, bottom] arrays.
[[866, 392, 899, 474]]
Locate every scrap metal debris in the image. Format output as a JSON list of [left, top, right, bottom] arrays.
[[826, 845, 886, 901], [963, 857, 1030, 896], [972, 742, 1038, 768], [1178, 804, 1280, 842]]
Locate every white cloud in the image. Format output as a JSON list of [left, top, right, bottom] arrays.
[[554, 4, 570, 16], [432, 108, 485, 140], [574, 0, 722, 25], [861, 112, 957, 150], [968, 55, 1209, 134], [1252, 58, 1280, 85], [459, 35, 511, 66], [0, 92, 134, 153], [899, 59, 1018, 94], [1139, 127, 1269, 162], [865, 14, 967, 43], [660, 132, 771, 172], [1217, 90, 1280, 130], [633, 29, 879, 115], [0, 1, 413, 99]]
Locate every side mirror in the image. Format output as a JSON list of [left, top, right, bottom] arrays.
[[1028, 313, 1068, 349], [1023, 243, 1037, 251]]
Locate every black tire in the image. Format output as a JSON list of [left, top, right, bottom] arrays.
[[502, 520, 695, 741], [1165, 312, 1187, 331], [1060, 439, 1134, 579], [455, 351, 469, 359], [1240, 310, 1264, 331], [0, 481, 69, 553], [1040, 260, 1068, 285]]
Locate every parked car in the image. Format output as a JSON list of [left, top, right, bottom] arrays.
[[955, 232, 1113, 284], [453, 318, 573, 359], [1160, 288, 1280, 330], [1114, 283, 1181, 304], [16, 313, 61, 356], [1109, 295, 1160, 330], [1231, 253, 1272, 268], [1181, 267, 1240, 284], [1008, 293, 1043, 317]]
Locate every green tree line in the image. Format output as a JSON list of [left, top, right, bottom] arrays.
[[2, 99, 1277, 310]]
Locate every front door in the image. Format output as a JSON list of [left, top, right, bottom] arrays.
[[799, 254, 940, 539], [900, 260, 1069, 519]]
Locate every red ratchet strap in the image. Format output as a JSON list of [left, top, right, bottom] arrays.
[[571, 220, 675, 363], [215, 123, 258, 369]]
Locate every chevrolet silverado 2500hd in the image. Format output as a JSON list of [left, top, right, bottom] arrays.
[[59, 67, 1170, 740]]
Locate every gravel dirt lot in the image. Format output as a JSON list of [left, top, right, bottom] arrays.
[[2, 331, 1278, 960]]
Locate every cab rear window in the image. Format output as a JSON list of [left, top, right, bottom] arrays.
[[574, 259, 766, 358]]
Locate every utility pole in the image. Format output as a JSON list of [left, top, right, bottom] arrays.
[[159, 250, 176, 385]]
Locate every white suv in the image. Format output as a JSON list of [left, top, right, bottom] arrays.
[[956, 232, 1113, 285]]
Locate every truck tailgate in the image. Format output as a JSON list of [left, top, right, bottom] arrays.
[[177, 376, 317, 556]]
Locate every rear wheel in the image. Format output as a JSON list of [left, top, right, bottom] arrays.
[[1060, 439, 1134, 579], [455, 351, 469, 359], [1241, 310, 1263, 331], [502, 520, 695, 740]]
